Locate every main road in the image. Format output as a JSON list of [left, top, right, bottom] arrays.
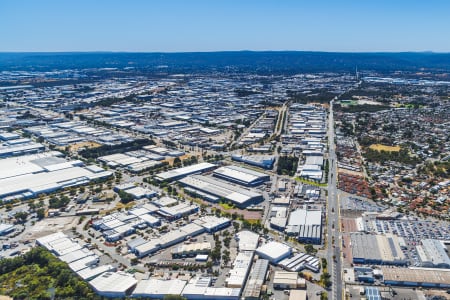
[[327, 98, 343, 300]]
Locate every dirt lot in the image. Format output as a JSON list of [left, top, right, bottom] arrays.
[[369, 144, 400, 152]]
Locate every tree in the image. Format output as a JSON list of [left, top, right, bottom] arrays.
[[304, 244, 317, 255], [173, 157, 182, 167], [14, 211, 29, 223], [36, 208, 46, 220]]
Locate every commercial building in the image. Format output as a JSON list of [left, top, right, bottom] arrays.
[[89, 272, 138, 298], [351, 233, 407, 265], [416, 239, 450, 268], [179, 175, 263, 208], [131, 279, 187, 299], [192, 216, 231, 233], [155, 162, 216, 182], [381, 267, 450, 288], [256, 241, 292, 264], [225, 251, 254, 288], [242, 259, 269, 300], [213, 165, 270, 186], [285, 209, 322, 244], [171, 242, 212, 258], [158, 202, 199, 220], [182, 277, 241, 300], [135, 223, 205, 258], [273, 271, 305, 289]]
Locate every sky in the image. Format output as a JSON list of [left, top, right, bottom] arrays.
[[1, 0, 450, 53]]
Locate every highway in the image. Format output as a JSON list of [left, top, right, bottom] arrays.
[[327, 99, 343, 300]]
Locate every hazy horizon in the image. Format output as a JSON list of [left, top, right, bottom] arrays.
[[1, 0, 450, 53]]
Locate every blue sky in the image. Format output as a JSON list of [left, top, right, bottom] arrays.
[[1, 0, 449, 52]]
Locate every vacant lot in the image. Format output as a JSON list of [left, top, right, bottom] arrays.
[[369, 144, 400, 152]]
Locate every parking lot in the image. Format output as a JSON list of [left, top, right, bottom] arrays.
[[340, 196, 385, 212], [364, 218, 450, 266]]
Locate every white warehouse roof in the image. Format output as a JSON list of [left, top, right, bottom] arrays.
[[256, 241, 292, 263], [89, 272, 137, 298]]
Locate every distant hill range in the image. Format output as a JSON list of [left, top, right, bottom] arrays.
[[0, 51, 449, 73]]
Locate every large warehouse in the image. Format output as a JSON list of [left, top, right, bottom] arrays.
[[0, 151, 112, 200], [155, 162, 216, 181], [416, 239, 450, 268], [285, 208, 323, 244], [179, 175, 263, 208], [256, 241, 292, 264], [351, 233, 407, 265], [213, 165, 270, 186], [381, 267, 450, 288]]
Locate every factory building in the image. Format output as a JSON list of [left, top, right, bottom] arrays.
[[416, 239, 450, 268], [182, 277, 241, 300], [256, 241, 292, 264], [179, 175, 263, 208], [155, 162, 216, 182], [171, 242, 212, 258], [350, 233, 407, 265], [285, 208, 322, 244], [135, 223, 205, 258], [225, 251, 254, 288], [131, 279, 187, 299], [242, 259, 269, 300], [89, 272, 137, 298], [231, 154, 275, 169], [192, 216, 231, 233], [0, 151, 112, 200], [381, 267, 450, 288], [273, 271, 306, 289], [235, 230, 260, 251], [213, 165, 270, 186]]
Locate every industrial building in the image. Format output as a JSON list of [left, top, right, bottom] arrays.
[[381, 267, 450, 288], [236, 230, 260, 251], [213, 165, 270, 186], [89, 272, 138, 298], [278, 252, 320, 273], [0, 151, 112, 200], [192, 216, 231, 233], [242, 259, 269, 300], [351, 233, 407, 265], [131, 279, 187, 299], [416, 239, 450, 268], [285, 208, 323, 244], [298, 164, 323, 181], [256, 241, 292, 264], [155, 162, 216, 181], [225, 251, 254, 288], [182, 277, 241, 300], [231, 154, 275, 169], [272, 271, 306, 289], [158, 202, 199, 220], [135, 223, 206, 258], [37, 232, 138, 298], [171, 242, 212, 258], [0, 223, 15, 235], [179, 175, 263, 208]]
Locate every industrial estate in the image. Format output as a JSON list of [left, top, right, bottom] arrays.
[[0, 54, 449, 300]]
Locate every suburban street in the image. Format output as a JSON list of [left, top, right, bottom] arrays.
[[327, 99, 343, 300]]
